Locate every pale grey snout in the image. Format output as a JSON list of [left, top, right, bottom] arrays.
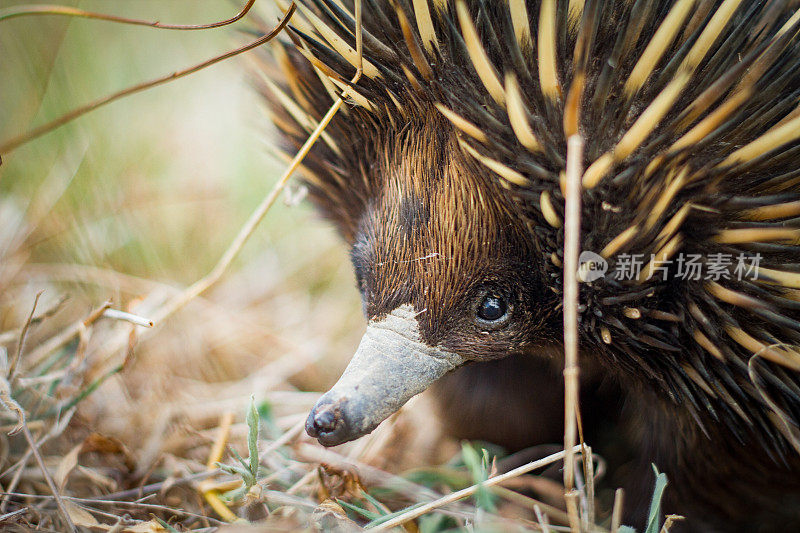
[[306, 305, 464, 446]]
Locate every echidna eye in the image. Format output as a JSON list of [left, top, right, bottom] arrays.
[[477, 295, 507, 322]]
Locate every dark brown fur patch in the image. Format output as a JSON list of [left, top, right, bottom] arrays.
[[396, 194, 427, 239]]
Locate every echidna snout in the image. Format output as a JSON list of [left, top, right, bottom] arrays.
[[306, 305, 464, 446]]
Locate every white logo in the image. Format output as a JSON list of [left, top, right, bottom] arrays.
[[578, 251, 608, 282]]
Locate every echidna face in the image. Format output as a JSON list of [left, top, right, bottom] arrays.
[[306, 129, 554, 446]]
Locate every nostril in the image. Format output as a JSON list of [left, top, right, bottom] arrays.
[[314, 404, 338, 433], [306, 402, 346, 441]]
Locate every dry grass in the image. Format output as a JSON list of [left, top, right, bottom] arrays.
[[0, 267, 600, 532], [0, 1, 672, 531]]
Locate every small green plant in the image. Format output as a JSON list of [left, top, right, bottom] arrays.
[[153, 517, 181, 533], [337, 499, 384, 521], [619, 465, 669, 533], [217, 396, 261, 502], [460, 442, 497, 513]]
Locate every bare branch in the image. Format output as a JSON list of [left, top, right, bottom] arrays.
[[21, 420, 75, 531], [0, 0, 256, 29], [101, 309, 153, 328], [369, 446, 582, 531], [563, 133, 584, 532], [9, 290, 43, 379], [0, 3, 296, 155]]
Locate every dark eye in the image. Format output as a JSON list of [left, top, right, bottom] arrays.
[[477, 295, 507, 322]]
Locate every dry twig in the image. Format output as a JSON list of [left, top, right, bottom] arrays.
[[20, 423, 75, 531], [563, 132, 585, 533], [369, 445, 582, 531], [9, 290, 43, 379], [0, 3, 296, 154], [611, 488, 624, 533], [0, 0, 256, 29], [200, 412, 239, 522]]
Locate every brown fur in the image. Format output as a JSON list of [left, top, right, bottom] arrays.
[[348, 120, 558, 355]]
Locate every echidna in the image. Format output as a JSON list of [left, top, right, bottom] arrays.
[[259, 0, 800, 530]]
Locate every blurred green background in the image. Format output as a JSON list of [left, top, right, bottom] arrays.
[[0, 0, 364, 387]]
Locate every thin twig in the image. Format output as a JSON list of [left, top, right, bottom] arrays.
[[0, 492, 226, 525], [354, 0, 364, 74], [563, 139, 584, 476], [0, 293, 68, 347], [565, 490, 581, 533], [0, 410, 74, 513], [97, 470, 223, 502], [563, 134, 584, 531], [9, 290, 43, 379], [534, 504, 553, 533], [585, 445, 596, 528], [610, 488, 624, 533], [25, 300, 111, 370], [0, 0, 255, 28], [20, 424, 75, 532], [0, 4, 296, 154], [492, 486, 570, 527], [200, 412, 238, 522], [0, 507, 27, 522], [0, 448, 33, 513], [101, 309, 153, 328], [368, 446, 582, 531]]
